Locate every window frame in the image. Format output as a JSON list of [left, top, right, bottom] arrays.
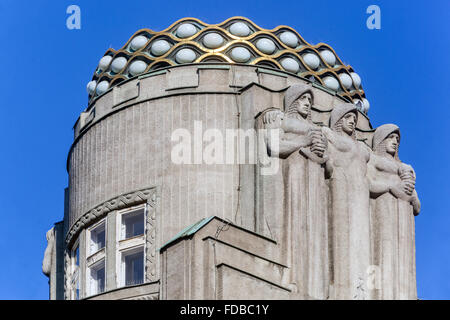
[[87, 218, 107, 257], [87, 258, 106, 296], [121, 246, 145, 287], [116, 204, 147, 288], [85, 217, 107, 297], [119, 206, 146, 241]]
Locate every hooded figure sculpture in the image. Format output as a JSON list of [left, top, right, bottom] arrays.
[[368, 124, 420, 300], [256, 83, 329, 299], [322, 103, 372, 300]]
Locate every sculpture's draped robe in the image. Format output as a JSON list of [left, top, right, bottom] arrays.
[[369, 154, 419, 300], [322, 127, 371, 300], [256, 111, 329, 300], [283, 142, 329, 299]]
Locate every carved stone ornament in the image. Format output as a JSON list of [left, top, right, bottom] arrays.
[[66, 187, 157, 246]]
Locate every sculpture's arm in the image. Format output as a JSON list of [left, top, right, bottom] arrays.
[[399, 163, 416, 196], [391, 183, 421, 214], [308, 127, 327, 159], [390, 182, 414, 202], [400, 163, 416, 178], [367, 163, 391, 197], [262, 109, 313, 159], [266, 130, 312, 159], [411, 189, 421, 216], [369, 180, 391, 197], [262, 109, 283, 126], [282, 117, 310, 135], [321, 127, 334, 177], [405, 165, 420, 214]]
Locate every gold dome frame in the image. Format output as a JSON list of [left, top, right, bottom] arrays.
[[89, 17, 366, 106]]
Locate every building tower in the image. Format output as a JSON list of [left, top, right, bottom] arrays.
[[43, 17, 420, 300]]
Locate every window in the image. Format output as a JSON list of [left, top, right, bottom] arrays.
[[121, 208, 145, 240], [70, 242, 80, 300], [123, 248, 144, 286], [88, 260, 105, 296], [117, 205, 146, 287], [89, 221, 106, 255], [86, 218, 107, 296]]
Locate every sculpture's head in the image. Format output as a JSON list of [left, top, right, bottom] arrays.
[[329, 103, 358, 139], [284, 83, 313, 121], [373, 124, 401, 160]]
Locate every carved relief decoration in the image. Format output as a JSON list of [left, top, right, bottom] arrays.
[[66, 187, 157, 246]]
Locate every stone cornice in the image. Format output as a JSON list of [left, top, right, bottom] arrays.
[[66, 187, 157, 246]]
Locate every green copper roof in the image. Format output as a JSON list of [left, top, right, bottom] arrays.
[[159, 216, 215, 251]]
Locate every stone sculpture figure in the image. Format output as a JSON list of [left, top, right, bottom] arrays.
[[368, 124, 420, 300], [256, 83, 329, 299], [42, 227, 55, 277], [321, 103, 371, 300]]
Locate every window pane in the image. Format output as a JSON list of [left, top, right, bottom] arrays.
[[124, 250, 144, 286], [73, 246, 79, 267], [90, 261, 106, 295], [90, 222, 106, 254], [96, 266, 105, 294], [97, 229, 106, 249], [123, 209, 145, 239]]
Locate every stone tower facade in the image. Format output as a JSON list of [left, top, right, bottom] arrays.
[[43, 17, 420, 300]]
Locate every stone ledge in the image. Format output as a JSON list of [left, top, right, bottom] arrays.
[[85, 281, 159, 300]]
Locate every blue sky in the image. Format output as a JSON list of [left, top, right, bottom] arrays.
[[0, 0, 449, 299]]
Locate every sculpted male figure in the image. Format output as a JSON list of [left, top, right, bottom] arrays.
[[257, 83, 329, 299], [368, 124, 420, 299], [322, 103, 371, 300]]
